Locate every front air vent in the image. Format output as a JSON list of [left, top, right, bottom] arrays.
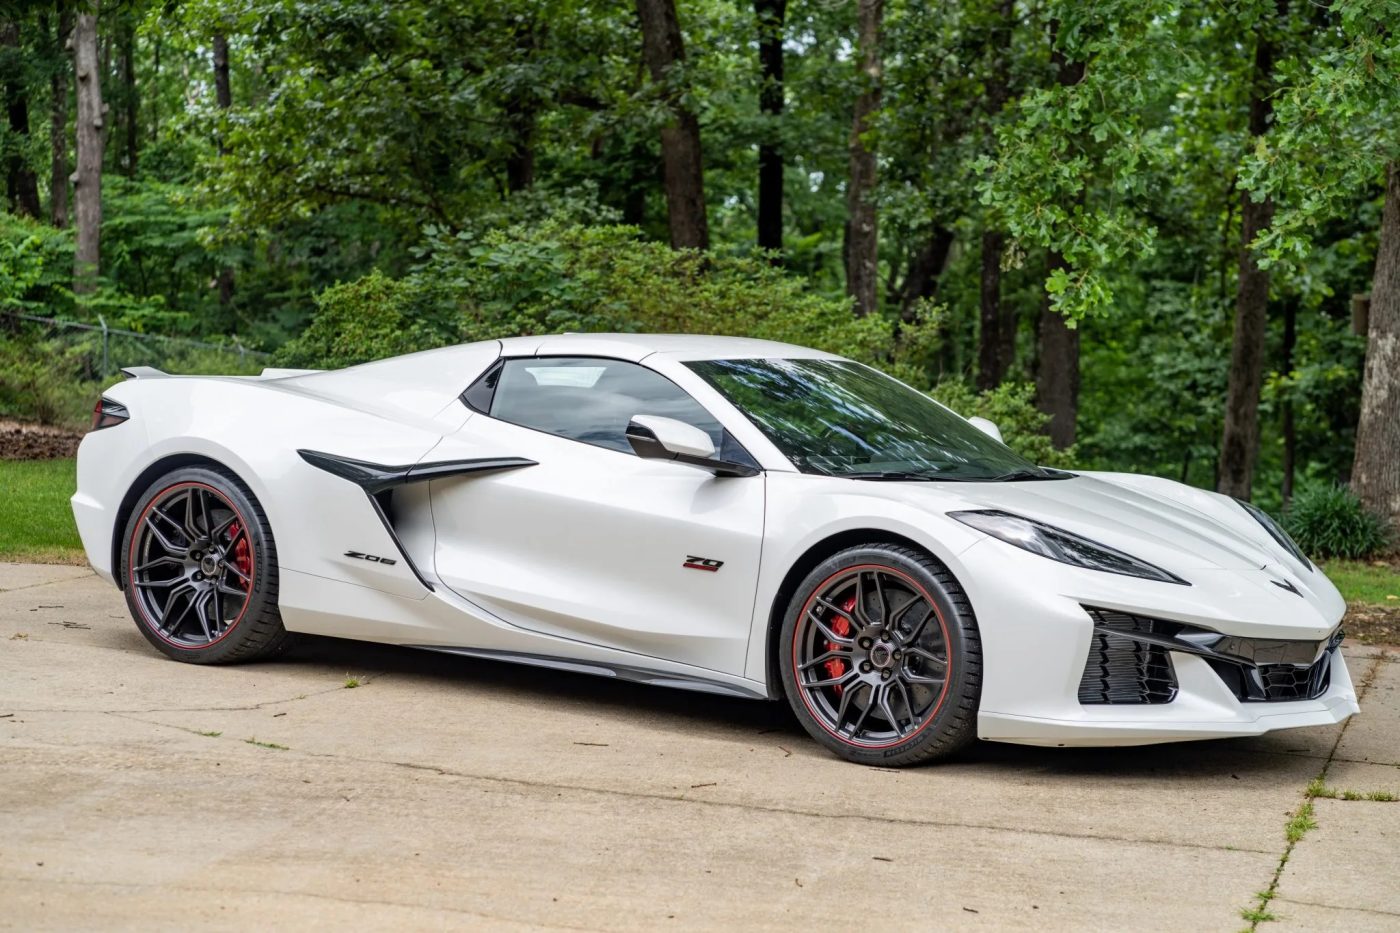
[[1077, 611, 1179, 704]]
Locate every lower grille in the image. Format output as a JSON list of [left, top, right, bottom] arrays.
[[1078, 606, 1341, 706], [1077, 612, 1178, 704]]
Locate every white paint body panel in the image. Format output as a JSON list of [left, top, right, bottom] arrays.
[[72, 333, 1357, 742]]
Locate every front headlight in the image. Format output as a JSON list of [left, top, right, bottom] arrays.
[[1235, 499, 1313, 571], [950, 509, 1189, 585]]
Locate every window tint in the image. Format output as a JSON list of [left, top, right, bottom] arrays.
[[490, 357, 755, 466]]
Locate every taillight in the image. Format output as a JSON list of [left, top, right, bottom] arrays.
[[90, 397, 130, 432]]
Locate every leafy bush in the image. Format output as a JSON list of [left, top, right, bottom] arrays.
[[1284, 484, 1392, 560], [274, 270, 454, 369], [0, 339, 95, 428], [930, 381, 1076, 469]]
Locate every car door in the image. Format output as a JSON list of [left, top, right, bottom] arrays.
[[429, 356, 766, 676]]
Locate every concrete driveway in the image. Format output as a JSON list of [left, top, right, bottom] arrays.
[[2, 563, 1398, 931]]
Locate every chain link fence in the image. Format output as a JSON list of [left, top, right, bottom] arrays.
[[1, 312, 273, 429]]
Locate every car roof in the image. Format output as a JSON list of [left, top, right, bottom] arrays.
[[497, 332, 843, 363]]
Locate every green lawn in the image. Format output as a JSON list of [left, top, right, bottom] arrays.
[[0, 459, 85, 564], [1322, 559, 1400, 606], [1, 459, 1398, 611]]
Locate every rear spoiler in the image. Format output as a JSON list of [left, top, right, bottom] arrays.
[[118, 366, 323, 380], [120, 366, 170, 379]]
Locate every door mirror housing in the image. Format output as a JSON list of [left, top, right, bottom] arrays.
[[625, 415, 759, 478], [967, 416, 1003, 443]]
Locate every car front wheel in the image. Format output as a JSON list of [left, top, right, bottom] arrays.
[[779, 544, 982, 766]]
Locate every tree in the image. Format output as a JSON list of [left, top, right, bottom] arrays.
[[1354, 164, 1400, 528], [845, 0, 882, 317], [71, 3, 102, 293], [977, 0, 1015, 390], [2, 18, 42, 218], [47, 1, 71, 227], [212, 29, 233, 308], [754, 0, 785, 253], [637, 0, 709, 250], [1218, 0, 1289, 500]]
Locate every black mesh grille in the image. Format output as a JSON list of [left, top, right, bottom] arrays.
[[1258, 654, 1332, 701], [1077, 612, 1179, 705]]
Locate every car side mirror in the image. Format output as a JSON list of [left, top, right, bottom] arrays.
[[625, 415, 759, 478], [967, 416, 1003, 443]]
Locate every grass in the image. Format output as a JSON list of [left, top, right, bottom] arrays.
[[0, 459, 85, 564], [1321, 559, 1400, 605], [344, 676, 360, 688], [244, 737, 289, 750]]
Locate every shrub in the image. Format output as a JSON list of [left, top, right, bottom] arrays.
[[274, 270, 454, 369], [930, 380, 1076, 469], [1284, 484, 1392, 560]]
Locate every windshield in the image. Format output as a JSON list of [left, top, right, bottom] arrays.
[[685, 358, 1056, 481]]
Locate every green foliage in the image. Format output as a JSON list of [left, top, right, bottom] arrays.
[[0, 339, 93, 427], [1285, 484, 1393, 560], [274, 271, 453, 370], [929, 381, 1076, 469]]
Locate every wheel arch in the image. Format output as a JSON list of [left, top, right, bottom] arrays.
[[763, 528, 948, 701], [110, 452, 253, 589]]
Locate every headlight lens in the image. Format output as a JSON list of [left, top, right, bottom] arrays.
[[950, 509, 1189, 585], [1236, 499, 1313, 571]]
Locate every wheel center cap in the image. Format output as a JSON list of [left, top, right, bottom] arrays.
[[869, 642, 894, 669], [199, 555, 219, 577]]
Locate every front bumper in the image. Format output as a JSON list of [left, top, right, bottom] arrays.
[[955, 538, 1358, 747]]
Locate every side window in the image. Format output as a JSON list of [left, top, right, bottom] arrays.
[[486, 357, 755, 466]]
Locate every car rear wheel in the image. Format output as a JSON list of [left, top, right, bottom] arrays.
[[779, 544, 981, 766], [120, 465, 290, 664]]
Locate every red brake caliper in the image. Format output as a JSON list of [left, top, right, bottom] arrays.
[[228, 521, 252, 591], [822, 595, 858, 693]]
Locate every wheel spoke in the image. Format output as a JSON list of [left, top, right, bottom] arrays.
[[222, 560, 250, 585], [144, 512, 185, 554], [892, 678, 916, 724], [133, 555, 182, 573], [799, 648, 851, 672], [807, 610, 854, 646], [180, 489, 203, 539], [216, 581, 247, 599], [805, 669, 858, 690], [877, 685, 902, 734], [899, 608, 935, 646], [834, 680, 861, 728], [889, 592, 923, 630], [906, 645, 947, 668], [161, 583, 197, 635], [846, 685, 875, 736], [208, 512, 238, 540], [851, 572, 872, 627], [873, 572, 890, 625], [192, 590, 214, 642]]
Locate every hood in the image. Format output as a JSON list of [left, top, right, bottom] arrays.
[[950, 473, 1274, 573]]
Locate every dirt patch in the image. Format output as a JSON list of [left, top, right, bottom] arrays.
[[1344, 603, 1400, 647], [0, 418, 84, 460]]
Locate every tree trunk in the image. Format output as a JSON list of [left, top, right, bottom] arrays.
[[978, 0, 1015, 389], [845, 0, 882, 317], [503, 23, 537, 192], [212, 31, 234, 307], [636, 0, 708, 250], [1281, 297, 1296, 504], [1352, 162, 1400, 530], [978, 230, 1006, 389], [118, 15, 135, 176], [1034, 28, 1084, 448], [49, 1, 71, 227], [2, 21, 42, 218], [1217, 6, 1283, 499], [754, 0, 784, 254], [896, 226, 953, 322], [1036, 250, 1079, 448], [72, 6, 103, 294]]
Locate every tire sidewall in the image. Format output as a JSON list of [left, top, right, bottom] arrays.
[[121, 466, 276, 663], [779, 545, 979, 765]]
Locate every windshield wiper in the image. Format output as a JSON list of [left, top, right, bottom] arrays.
[[989, 468, 1074, 482], [840, 470, 940, 481]]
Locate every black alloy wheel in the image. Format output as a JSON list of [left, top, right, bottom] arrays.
[[122, 466, 289, 663], [780, 544, 981, 766]]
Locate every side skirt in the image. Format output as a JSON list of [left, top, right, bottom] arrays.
[[406, 644, 769, 700]]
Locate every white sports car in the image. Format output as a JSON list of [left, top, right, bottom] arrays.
[[71, 334, 1357, 765]]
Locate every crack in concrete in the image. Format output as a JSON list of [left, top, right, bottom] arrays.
[[1240, 653, 1387, 932], [0, 875, 606, 931], [1272, 896, 1400, 919], [0, 573, 97, 596], [4, 673, 388, 716]]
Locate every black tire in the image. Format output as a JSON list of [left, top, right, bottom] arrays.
[[119, 464, 290, 664], [778, 544, 981, 766]]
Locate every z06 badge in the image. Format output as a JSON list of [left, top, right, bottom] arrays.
[[683, 556, 723, 572]]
